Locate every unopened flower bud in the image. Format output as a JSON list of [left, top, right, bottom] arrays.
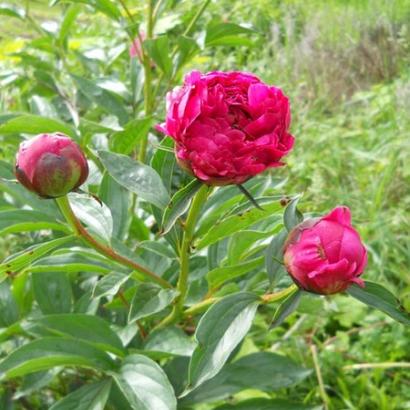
[[15, 133, 89, 198]]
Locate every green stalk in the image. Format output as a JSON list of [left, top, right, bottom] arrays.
[[156, 184, 209, 328], [139, 0, 155, 163], [56, 196, 171, 289]]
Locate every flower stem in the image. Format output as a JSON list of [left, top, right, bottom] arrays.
[[55, 195, 171, 289], [139, 0, 155, 163], [155, 184, 209, 328]]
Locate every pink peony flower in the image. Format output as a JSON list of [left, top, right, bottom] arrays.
[[283, 206, 368, 295], [129, 32, 145, 62], [156, 71, 295, 185], [15, 133, 89, 198]]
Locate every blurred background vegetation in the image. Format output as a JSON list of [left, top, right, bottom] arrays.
[[0, 0, 409, 409]]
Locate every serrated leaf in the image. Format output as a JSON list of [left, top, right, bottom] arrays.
[[206, 256, 264, 291], [186, 292, 260, 393], [161, 179, 203, 235], [0, 114, 77, 138], [128, 284, 178, 322], [113, 354, 177, 410], [99, 150, 169, 209], [347, 281, 410, 325], [50, 380, 112, 410], [0, 337, 116, 379], [27, 314, 125, 356], [271, 288, 303, 329]]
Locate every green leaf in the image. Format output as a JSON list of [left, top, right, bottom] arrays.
[[271, 288, 303, 328], [113, 354, 177, 410], [0, 280, 19, 327], [150, 136, 175, 193], [161, 179, 203, 235], [347, 281, 410, 325], [68, 192, 113, 242], [99, 150, 169, 209], [144, 36, 172, 78], [0, 236, 74, 281], [284, 197, 303, 232], [205, 22, 254, 47], [182, 352, 311, 405], [206, 256, 264, 291], [265, 229, 288, 286], [128, 284, 178, 322], [186, 292, 260, 393], [99, 173, 131, 241], [52, 0, 121, 21], [0, 114, 77, 138], [50, 380, 112, 410], [0, 210, 69, 236], [32, 271, 72, 314], [175, 36, 200, 72], [0, 4, 25, 19], [0, 337, 116, 379], [213, 398, 319, 410], [27, 314, 125, 356], [93, 272, 130, 299], [195, 200, 282, 250], [144, 327, 196, 357], [71, 74, 128, 124], [59, 4, 81, 45], [110, 117, 154, 155]]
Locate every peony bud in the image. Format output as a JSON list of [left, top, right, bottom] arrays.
[[283, 206, 367, 295], [15, 133, 89, 198], [156, 70, 294, 186]]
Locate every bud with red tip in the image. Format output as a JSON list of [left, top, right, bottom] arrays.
[[283, 206, 367, 295], [15, 133, 89, 198]]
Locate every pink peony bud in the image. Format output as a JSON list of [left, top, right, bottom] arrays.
[[283, 206, 367, 295], [15, 133, 89, 198], [129, 32, 145, 62], [156, 70, 295, 185]]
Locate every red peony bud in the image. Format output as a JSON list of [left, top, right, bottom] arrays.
[[283, 206, 367, 295], [15, 133, 89, 198]]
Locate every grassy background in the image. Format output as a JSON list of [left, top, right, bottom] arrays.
[[0, 0, 409, 409]]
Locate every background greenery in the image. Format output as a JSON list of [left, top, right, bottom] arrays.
[[0, 0, 409, 409]]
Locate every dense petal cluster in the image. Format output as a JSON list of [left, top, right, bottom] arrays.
[[157, 71, 294, 185], [284, 206, 367, 295], [15, 133, 89, 198]]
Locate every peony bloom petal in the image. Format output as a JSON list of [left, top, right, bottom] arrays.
[[156, 70, 294, 185]]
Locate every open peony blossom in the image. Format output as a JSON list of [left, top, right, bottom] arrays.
[[283, 206, 367, 295], [15, 133, 89, 198], [157, 71, 295, 185]]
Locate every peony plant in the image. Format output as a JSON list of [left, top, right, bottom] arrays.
[[0, 1, 408, 410]]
